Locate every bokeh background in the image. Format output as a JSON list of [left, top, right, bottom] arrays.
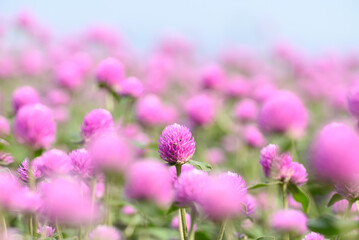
[[2, 0, 359, 55]]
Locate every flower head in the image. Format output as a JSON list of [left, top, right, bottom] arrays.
[[89, 225, 122, 240], [0, 116, 10, 137], [17, 158, 42, 182], [14, 103, 56, 149], [69, 148, 94, 178], [12, 86, 40, 112], [158, 123, 196, 164], [186, 93, 216, 126], [271, 209, 307, 235], [95, 57, 124, 88], [302, 232, 325, 240]]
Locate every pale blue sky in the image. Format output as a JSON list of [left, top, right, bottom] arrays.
[[1, 0, 359, 54]]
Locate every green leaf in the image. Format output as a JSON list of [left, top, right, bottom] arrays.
[[255, 237, 275, 240], [166, 203, 179, 214], [194, 231, 211, 240], [327, 193, 343, 207], [188, 160, 212, 171], [307, 214, 359, 236], [288, 183, 309, 213], [248, 181, 281, 190]]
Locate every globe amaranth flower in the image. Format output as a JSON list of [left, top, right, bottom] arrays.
[[125, 160, 173, 206], [169, 163, 195, 186], [258, 90, 308, 137], [243, 125, 265, 148], [334, 181, 359, 201], [174, 168, 209, 206], [14, 103, 56, 149], [310, 122, 359, 185], [331, 198, 357, 214], [37, 225, 55, 238], [234, 98, 258, 122], [12, 85, 40, 112], [158, 123, 196, 165], [118, 77, 144, 98], [69, 148, 94, 178], [0, 116, 10, 137], [302, 232, 325, 240], [185, 93, 216, 126], [36, 149, 73, 177], [347, 83, 359, 119], [81, 108, 114, 141], [95, 57, 124, 89], [0, 152, 14, 166], [89, 225, 122, 240], [55, 60, 84, 91], [259, 144, 308, 185], [271, 209, 307, 235], [197, 171, 247, 222], [17, 158, 42, 182]]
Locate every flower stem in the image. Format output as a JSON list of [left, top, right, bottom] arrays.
[[0, 213, 7, 238], [176, 164, 188, 240], [56, 222, 63, 240], [281, 183, 288, 209], [189, 208, 197, 240], [217, 220, 227, 240]]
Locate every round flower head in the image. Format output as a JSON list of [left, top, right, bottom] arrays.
[[88, 131, 134, 173], [81, 109, 114, 141], [205, 148, 225, 165], [186, 93, 216, 126], [302, 232, 325, 240], [271, 209, 307, 235], [0, 116, 10, 137], [258, 91, 308, 136], [243, 125, 265, 148], [37, 225, 55, 238], [158, 123, 196, 164], [118, 77, 144, 98], [14, 103, 56, 149], [12, 86, 40, 112], [17, 158, 42, 182], [37, 149, 73, 176], [69, 148, 94, 178], [19, 49, 45, 76], [244, 194, 257, 217], [171, 213, 192, 232], [89, 225, 122, 240], [0, 152, 14, 166], [234, 99, 258, 122], [122, 205, 136, 215], [174, 169, 209, 206], [200, 64, 226, 90], [334, 181, 359, 200], [197, 172, 247, 222], [95, 57, 124, 88], [331, 198, 357, 214], [125, 160, 173, 206], [55, 60, 84, 90], [310, 122, 359, 184], [347, 83, 359, 119], [39, 177, 97, 226]]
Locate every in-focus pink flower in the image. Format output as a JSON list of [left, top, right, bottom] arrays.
[[125, 160, 173, 206], [158, 123, 196, 165], [81, 109, 114, 141], [12, 86, 40, 112], [14, 103, 56, 149], [271, 209, 307, 235]]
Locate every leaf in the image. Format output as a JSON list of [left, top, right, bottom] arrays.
[[194, 231, 211, 240], [255, 237, 276, 240], [327, 193, 343, 207], [166, 203, 179, 214], [248, 181, 281, 190], [188, 160, 212, 171], [307, 214, 359, 236], [288, 183, 309, 213]]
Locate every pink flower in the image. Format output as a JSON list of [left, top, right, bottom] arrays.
[[234, 99, 257, 122], [243, 125, 265, 148], [244, 194, 257, 217], [122, 205, 136, 215], [88, 131, 134, 173], [302, 232, 325, 240], [55, 60, 84, 90], [125, 160, 173, 206], [331, 198, 357, 214], [271, 209, 307, 235], [258, 91, 308, 136], [168, 163, 195, 185], [12, 86, 40, 112], [46, 89, 70, 106], [39, 177, 98, 225], [81, 109, 114, 141], [347, 83, 359, 119], [174, 169, 209, 206], [14, 103, 56, 149], [118, 77, 144, 98], [89, 225, 122, 240], [310, 122, 359, 184], [17, 158, 42, 182], [37, 225, 55, 237], [95, 58, 124, 89], [0, 116, 10, 137], [171, 213, 192, 232], [19, 49, 45, 76], [69, 148, 94, 178], [37, 149, 73, 176], [186, 93, 216, 126], [205, 148, 225, 165], [225, 77, 251, 98], [200, 64, 226, 91]]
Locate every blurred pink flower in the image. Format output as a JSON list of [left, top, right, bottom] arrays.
[[234, 99, 257, 122], [89, 225, 122, 240], [81, 109, 115, 141], [95, 57, 124, 89], [12, 86, 40, 112], [271, 209, 307, 235], [0, 116, 10, 137], [186, 93, 216, 126]]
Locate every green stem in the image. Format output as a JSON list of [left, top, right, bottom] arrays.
[[189, 208, 197, 240], [217, 220, 227, 240], [176, 164, 188, 240], [0, 213, 7, 238], [281, 183, 288, 209], [56, 222, 63, 240], [105, 176, 112, 226]]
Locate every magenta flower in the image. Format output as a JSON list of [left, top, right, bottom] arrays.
[[14, 103, 56, 149], [125, 160, 173, 206], [0, 116, 10, 137], [37, 149, 73, 177], [168, 163, 195, 185], [200, 64, 226, 91], [334, 181, 359, 200], [81, 109, 114, 141], [55, 60, 84, 90], [158, 123, 196, 165], [89, 225, 122, 240], [258, 91, 308, 136], [0, 152, 14, 165], [95, 57, 124, 89], [118, 77, 144, 98], [347, 83, 359, 119], [174, 169, 209, 206], [205, 148, 225, 165], [271, 209, 307, 235], [185, 93, 216, 126], [37, 225, 55, 237], [171, 213, 192, 232], [244, 194, 257, 217], [12, 86, 40, 112], [310, 122, 359, 184], [88, 131, 134, 173], [122, 205, 136, 216], [331, 198, 357, 214], [234, 99, 257, 122], [259, 144, 308, 185], [243, 125, 265, 148], [17, 158, 42, 182], [69, 148, 94, 178], [302, 232, 325, 240]]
